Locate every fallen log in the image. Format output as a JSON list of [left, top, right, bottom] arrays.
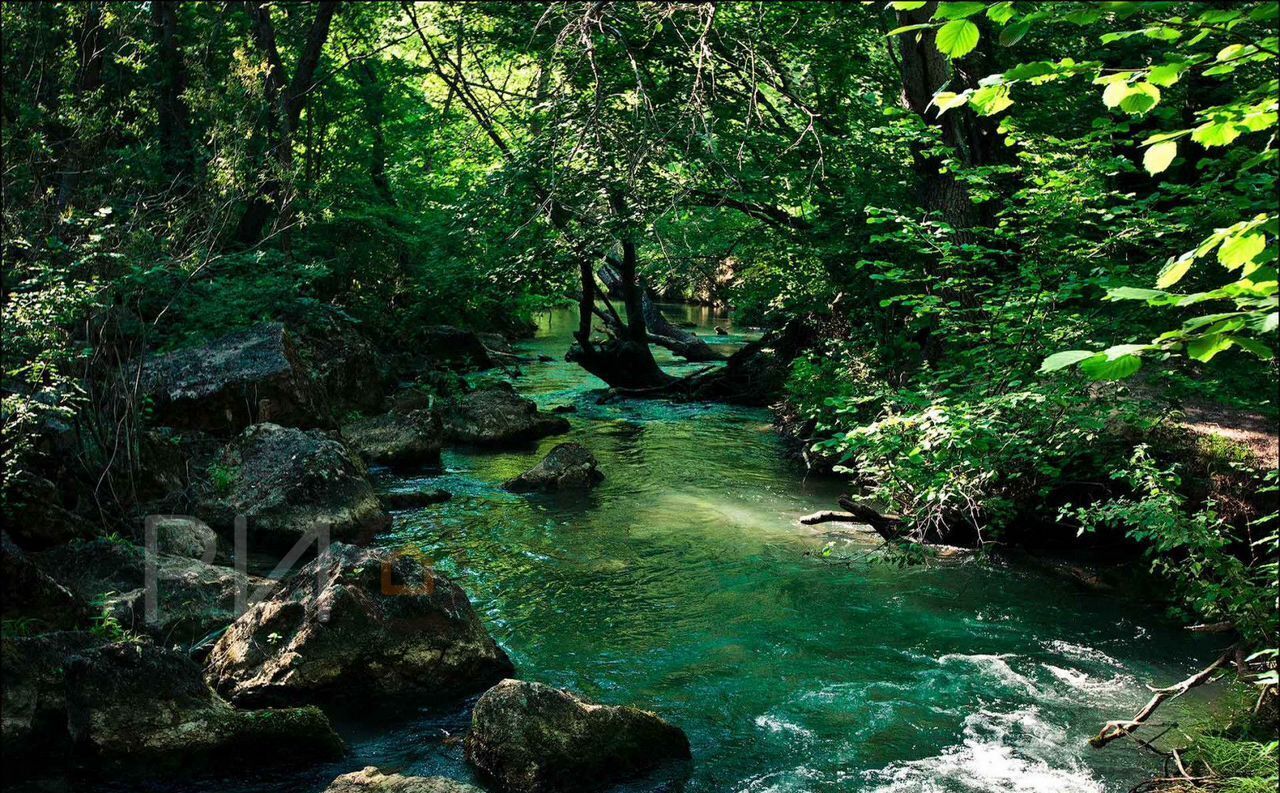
[[1090, 646, 1235, 747], [836, 496, 904, 543], [799, 510, 864, 525]]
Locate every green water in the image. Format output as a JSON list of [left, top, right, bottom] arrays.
[[354, 306, 1223, 793]]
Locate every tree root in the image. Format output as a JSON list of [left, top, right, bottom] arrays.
[[1091, 645, 1236, 748]]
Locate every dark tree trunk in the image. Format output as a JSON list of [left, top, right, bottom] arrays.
[[233, 1, 339, 246], [597, 262, 723, 362], [152, 1, 190, 182], [56, 2, 106, 213], [355, 61, 395, 206], [895, 3, 1003, 231]]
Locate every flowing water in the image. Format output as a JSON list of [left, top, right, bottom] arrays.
[[141, 306, 1224, 793]]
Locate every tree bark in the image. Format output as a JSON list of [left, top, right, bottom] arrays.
[[152, 1, 191, 182], [233, 1, 339, 246]]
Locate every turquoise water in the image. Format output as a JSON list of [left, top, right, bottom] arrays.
[[361, 306, 1225, 792], [144, 306, 1224, 793]]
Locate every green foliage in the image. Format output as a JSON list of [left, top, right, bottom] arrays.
[[207, 463, 239, 498]]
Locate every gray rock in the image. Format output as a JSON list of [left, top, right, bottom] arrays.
[[503, 444, 603, 492], [442, 383, 569, 447], [0, 473, 95, 549], [35, 539, 272, 648], [0, 631, 101, 759], [151, 515, 217, 559], [206, 543, 513, 707], [65, 642, 342, 769], [343, 409, 443, 468], [465, 679, 691, 793], [325, 767, 483, 793], [199, 423, 390, 548], [295, 320, 393, 416], [2, 531, 86, 630], [137, 323, 325, 435]]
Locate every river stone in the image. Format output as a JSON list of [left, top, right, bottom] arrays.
[[465, 679, 691, 793], [380, 487, 453, 510], [441, 382, 569, 447], [151, 515, 218, 559], [295, 319, 394, 416], [136, 322, 326, 435], [65, 642, 343, 768], [343, 409, 443, 468], [503, 443, 603, 492], [0, 631, 102, 760], [2, 531, 86, 630], [200, 423, 390, 548], [325, 767, 483, 793], [205, 542, 514, 707], [35, 538, 273, 648]]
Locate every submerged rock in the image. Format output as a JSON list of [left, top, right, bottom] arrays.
[[465, 679, 691, 793], [206, 543, 513, 707], [343, 409, 443, 468], [325, 767, 483, 793], [380, 487, 453, 510], [442, 382, 569, 447], [65, 642, 342, 769], [35, 538, 272, 648], [200, 423, 389, 548], [503, 444, 603, 492], [136, 323, 325, 435]]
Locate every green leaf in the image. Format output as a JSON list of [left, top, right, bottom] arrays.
[[1102, 81, 1130, 108], [934, 2, 986, 19], [1192, 121, 1241, 147], [936, 19, 981, 58], [1080, 353, 1143, 380], [1187, 334, 1233, 361], [888, 23, 935, 36], [1232, 336, 1276, 359], [889, 1, 928, 9], [1143, 140, 1178, 175], [1118, 82, 1160, 115], [1147, 62, 1186, 87], [970, 84, 1013, 116], [1040, 350, 1096, 372], [1156, 256, 1194, 288], [1107, 286, 1169, 302], [931, 91, 970, 113], [1217, 232, 1266, 270], [999, 19, 1031, 46], [986, 2, 1016, 24]]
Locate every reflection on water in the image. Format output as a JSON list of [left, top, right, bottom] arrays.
[[167, 306, 1222, 793]]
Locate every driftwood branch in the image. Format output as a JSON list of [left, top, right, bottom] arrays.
[[836, 496, 903, 543], [1091, 646, 1236, 748], [799, 510, 863, 526]]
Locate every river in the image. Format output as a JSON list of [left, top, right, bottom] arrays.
[[180, 306, 1222, 793]]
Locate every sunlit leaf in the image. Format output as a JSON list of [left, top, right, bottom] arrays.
[[936, 19, 980, 57]]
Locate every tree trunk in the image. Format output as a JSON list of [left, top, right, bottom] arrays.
[[55, 2, 106, 214], [896, 3, 1003, 231], [233, 1, 339, 246], [152, 1, 190, 182]]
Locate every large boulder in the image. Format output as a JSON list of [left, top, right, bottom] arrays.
[[64, 642, 343, 769], [441, 382, 569, 447], [0, 472, 95, 549], [35, 538, 272, 649], [325, 767, 483, 793], [420, 325, 496, 371], [503, 444, 603, 492], [294, 319, 394, 416], [0, 631, 101, 761], [199, 423, 389, 548], [150, 515, 218, 559], [2, 531, 86, 630], [206, 543, 513, 707], [343, 409, 443, 468], [137, 322, 326, 435], [465, 679, 691, 793]]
